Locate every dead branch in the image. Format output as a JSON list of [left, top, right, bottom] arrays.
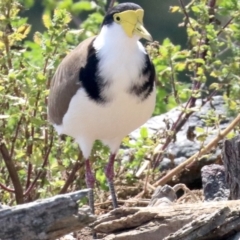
[[0, 189, 95, 240]]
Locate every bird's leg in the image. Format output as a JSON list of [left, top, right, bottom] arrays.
[[105, 153, 118, 208], [85, 159, 95, 214]]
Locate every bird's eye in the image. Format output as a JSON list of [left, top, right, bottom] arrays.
[[113, 14, 121, 23]]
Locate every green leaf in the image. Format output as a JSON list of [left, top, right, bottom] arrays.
[[209, 82, 219, 89], [197, 67, 204, 75], [195, 127, 204, 133], [174, 62, 186, 71], [140, 127, 148, 139], [196, 133, 207, 142], [33, 32, 43, 45], [170, 6, 180, 13], [42, 14, 52, 29], [191, 5, 201, 13], [72, 1, 94, 14], [194, 58, 205, 64]]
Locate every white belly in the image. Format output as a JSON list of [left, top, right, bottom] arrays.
[[54, 87, 155, 157]]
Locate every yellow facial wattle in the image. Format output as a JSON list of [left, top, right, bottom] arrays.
[[113, 9, 152, 41]]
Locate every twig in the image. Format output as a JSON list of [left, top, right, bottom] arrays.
[[140, 180, 155, 191], [94, 199, 149, 207], [153, 96, 202, 169], [107, 0, 116, 11], [10, 114, 23, 158], [173, 183, 199, 202], [3, 31, 12, 71], [178, 0, 194, 30], [24, 128, 54, 197], [0, 182, 15, 193], [25, 162, 32, 190], [151, 90, 216, 171], [217, 17, 234, 36], [59, 159, 84, 194], [169, 57, 180, 104]]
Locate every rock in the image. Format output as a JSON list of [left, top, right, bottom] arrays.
[[130, 96, 233, 186], [148, 185, 177, 207], [201, 164, 229, 201]]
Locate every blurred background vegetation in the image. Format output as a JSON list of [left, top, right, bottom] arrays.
[[20, 0, 187, 46]]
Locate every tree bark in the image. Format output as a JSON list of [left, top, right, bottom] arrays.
[[92, 200, 240, 240], [222, 134, 240, 200], [2, 187, 240, 240], [0, 189, 95, 240]]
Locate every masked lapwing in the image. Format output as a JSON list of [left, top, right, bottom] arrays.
[[48, 2, 156, 213]]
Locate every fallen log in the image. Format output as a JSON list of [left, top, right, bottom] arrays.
[[92, 200, 240, 240], [1, 185, 240, 240], [0, 189, 95, 240]]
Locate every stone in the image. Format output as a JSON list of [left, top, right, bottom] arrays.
[[201, 164, 229, 201]]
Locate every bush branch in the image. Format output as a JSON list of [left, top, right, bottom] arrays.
[[59, 152, 84, 194], [178, 0, 194, 30], [0, 182, 15, 193], [24, 128, 54, 197], [0, 142, 24, 203]]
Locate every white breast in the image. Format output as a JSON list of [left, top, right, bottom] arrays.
[[54, 23, 156, 158]]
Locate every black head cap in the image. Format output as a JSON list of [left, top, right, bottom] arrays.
[[102, 2, 142, 26]]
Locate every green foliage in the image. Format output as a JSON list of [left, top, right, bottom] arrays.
[[148, 0, 240, 170], [122, 127, 154, 178], [0, 0, 240, 205], [0, 0, 107, 204], [147, 39, 191, 114], [148, 0, 240, 116]]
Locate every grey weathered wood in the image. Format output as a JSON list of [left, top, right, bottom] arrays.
[[92, 200, 240, 240], [164, 207, 230, 240], [222, 135, 240, 200], [0, 189, 96, 240]]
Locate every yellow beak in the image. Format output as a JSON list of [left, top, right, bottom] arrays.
[[114, 9, 153, 41], [133, 22, 153, 41]]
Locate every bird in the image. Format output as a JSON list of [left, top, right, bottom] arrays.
[[48, 2, 156, 214]]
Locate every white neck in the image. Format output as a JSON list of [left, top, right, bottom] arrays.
[[93, 23, 147, 99], [94, 23, 141, 50]]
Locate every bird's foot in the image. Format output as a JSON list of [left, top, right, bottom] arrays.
[[108, 180, 118, 208], [88, 188, 95, 215], [88, 189, 97, 239], [85, 159, 96, 214], [105, 153, 118, 209]]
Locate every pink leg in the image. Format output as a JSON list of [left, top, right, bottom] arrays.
[[85, 159, 95, 188], [105, 153, 118, 208]]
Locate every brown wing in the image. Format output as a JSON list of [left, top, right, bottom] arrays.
[[48, 36, 96, 125]]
